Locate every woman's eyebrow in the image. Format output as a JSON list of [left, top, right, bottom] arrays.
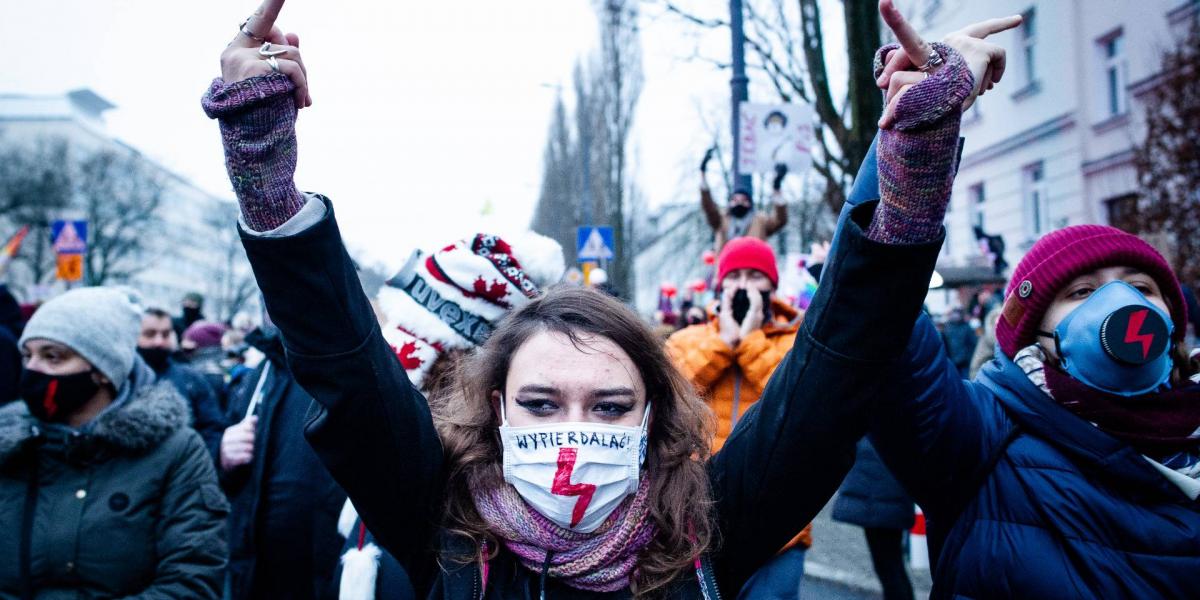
[[593, 387, 636, 398], [517, 385, 559, 395]]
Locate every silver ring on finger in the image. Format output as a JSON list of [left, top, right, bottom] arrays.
[[265, 56, 281, 73], [259, 42, 288, 58], [239, 17, 267, 43], [917, 49, 944, 73]]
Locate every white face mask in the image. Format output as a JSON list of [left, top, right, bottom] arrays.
[[499, 399, 651, 533]]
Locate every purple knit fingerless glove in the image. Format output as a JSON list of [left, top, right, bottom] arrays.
[[867, 42, 974, 244], [202, 73, 306, 232]]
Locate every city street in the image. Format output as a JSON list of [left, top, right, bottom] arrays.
[[801, 494, 932, 599]]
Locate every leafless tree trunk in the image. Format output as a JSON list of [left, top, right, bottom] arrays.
[[0, 136, 73, 287], [1133, 21, 1200, 286], [76, 149, 165, 285], [204, 203, 258, 322], [532, 2, 645, 298], [531, 95, 581, 264], [598, 0, 644, 298]]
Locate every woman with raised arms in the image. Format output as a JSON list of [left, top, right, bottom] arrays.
[[202, 0, 1014, 596]]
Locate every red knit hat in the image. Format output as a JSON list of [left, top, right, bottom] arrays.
[[717, 237, 779, 286], [996, 224, 1186, 358]]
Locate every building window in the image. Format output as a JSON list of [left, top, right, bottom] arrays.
[[1099, 31, 1127, 117], [1023, 162, 1049, 239], [1020, 8, 1037, 86], [969, 183, 986, 230], [1106, 193, 1139, 232]]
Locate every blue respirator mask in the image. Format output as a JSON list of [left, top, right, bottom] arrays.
[[1038, 280, 1174, 397]]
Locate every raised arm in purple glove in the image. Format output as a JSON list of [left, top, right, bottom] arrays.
[[201, 0, 312, 232], [867, 0, 1022, 244]]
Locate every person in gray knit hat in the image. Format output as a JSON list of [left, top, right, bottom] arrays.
[[1, 285, 229, 597], [18, 287, 143, 398]]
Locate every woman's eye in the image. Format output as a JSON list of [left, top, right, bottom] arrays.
[[593, 403, 633, 417], [1068, 287, 1093, 299], [515, 399, 557, 415]]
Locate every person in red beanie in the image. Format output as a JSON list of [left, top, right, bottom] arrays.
[[665, 236, 812, 599]]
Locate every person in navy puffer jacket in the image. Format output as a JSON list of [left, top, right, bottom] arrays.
[[831, 5, 1200, 597]]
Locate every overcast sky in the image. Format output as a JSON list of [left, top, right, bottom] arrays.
[[1, 0, 846, 270]]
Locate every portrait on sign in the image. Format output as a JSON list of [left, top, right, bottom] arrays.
[[738, 102, 815, 175]]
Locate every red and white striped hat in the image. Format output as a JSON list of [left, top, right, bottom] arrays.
[[376, 232, 564, 389]]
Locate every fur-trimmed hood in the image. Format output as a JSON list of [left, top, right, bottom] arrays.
[[0, 360, 190, 464]]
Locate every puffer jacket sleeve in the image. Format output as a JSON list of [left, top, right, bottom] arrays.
[[868, 315, 1011, 517], [665, 324, 734, 393], [734, 328, 794, 391], [121, 430, 228, 600]]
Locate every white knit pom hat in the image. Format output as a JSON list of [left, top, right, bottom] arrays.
[[376, 232, 564, 389]]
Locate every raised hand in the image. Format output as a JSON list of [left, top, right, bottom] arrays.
[[876, 0, 1020, 128], [220, 0, 310, 109], [701, 146, 716, 174], [718, 285, 742, 349], [771, 163, 788, 192]]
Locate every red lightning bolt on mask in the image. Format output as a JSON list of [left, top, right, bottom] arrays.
[[1123, 308, 1155, 360], [550, 448, 597, 528]]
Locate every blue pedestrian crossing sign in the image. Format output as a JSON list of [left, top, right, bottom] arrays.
[[50, 220, 88, 255], [576, 226, 614, 261]]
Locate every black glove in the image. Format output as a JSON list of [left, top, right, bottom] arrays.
[[771, 163, 788, 191], [700, 147, 716, 174]]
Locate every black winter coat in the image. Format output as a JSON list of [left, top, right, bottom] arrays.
[[831, 439, 914, 530], [239, 196, 942, 598], [0, 361, 228, 599], [0, 286, 22, 405], [157, 360, 226, 461], [222, 329, 346, 600]]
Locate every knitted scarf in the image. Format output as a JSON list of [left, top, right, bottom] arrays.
[[473, 477, 657, 593], [1016, 345, 1200, 474]]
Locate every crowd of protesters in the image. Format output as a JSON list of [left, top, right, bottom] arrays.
[[2, 0, 1200, 599]]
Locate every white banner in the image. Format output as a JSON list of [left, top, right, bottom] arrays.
[[737, 102, 815, 175]]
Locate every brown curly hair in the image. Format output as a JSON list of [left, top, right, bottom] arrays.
[[427, 286, 715, 596]]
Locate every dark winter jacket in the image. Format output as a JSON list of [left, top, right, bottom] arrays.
[[0, 360, 228, 599], [873, 321, 1200, 598], [0, 286, 22, 405], [180, 346, 229, 411], [831, 439, 913, 530], [238, 195, 941, 598], [839, 136, 1200, 599], [940, 321, 977, 377], [222, 328, 346, 600], [157, 359, 226, 460]]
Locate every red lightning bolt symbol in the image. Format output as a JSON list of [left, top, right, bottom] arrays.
[[550, 448, 596, 528], [1124, 308, 1155, 359], [43, 379, 59, 418]]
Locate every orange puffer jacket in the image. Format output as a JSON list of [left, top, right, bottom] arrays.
[[666, 298, 812, 550], [666, 298, 802, 451]]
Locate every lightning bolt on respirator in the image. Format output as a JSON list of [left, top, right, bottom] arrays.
[[1040, 281, 1174, 397]]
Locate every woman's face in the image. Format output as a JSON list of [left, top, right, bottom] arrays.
[[1038, 266, 1170, 361], [500, 330, 647, 428], [22, 339, 94, 376]]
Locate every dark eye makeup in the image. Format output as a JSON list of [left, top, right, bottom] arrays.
[[515, 398, 558, 415]]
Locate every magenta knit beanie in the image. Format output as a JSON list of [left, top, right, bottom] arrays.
[[717, 237, 779, 286], [996, 224, 1187, 357]]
